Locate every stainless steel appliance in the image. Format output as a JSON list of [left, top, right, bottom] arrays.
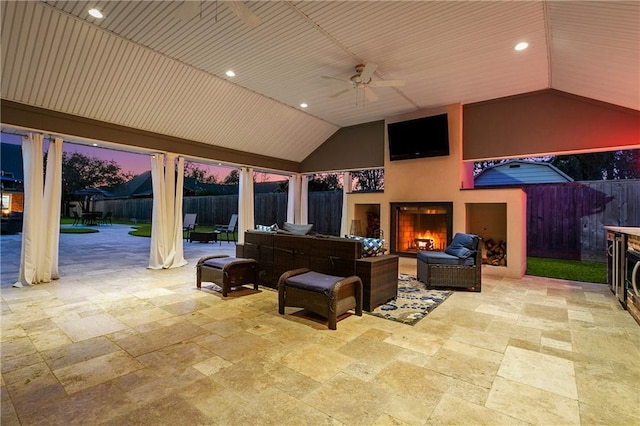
[[625, 235, 640, 324], [611, 232, 627, 306]]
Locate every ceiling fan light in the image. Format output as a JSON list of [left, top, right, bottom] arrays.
[[88, 8, 103, 19], [514, 41, 529, 51], [225, 70, 236, 77]]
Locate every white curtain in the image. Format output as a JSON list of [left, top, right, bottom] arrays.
[[15, 134, 63, 287], [340, 172, 351, 237], [238, 167, 254, 244], [148, 153, 187, 269], [300, 174, 309, 225], [286, 174, 300, 224]]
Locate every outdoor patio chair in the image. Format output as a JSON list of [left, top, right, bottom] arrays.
[[215, 213, 238, 243], [72, 211, 82, 226], [183, 213, 197, 239], [100, 211, 113, 226], [417, 233, 482, 292]]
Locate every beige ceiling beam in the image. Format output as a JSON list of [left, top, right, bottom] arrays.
[[1, 100, 301, 173]]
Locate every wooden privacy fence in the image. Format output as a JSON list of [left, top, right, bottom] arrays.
[[525, 180, 640, 262], [95, 190, 343, 235], [95, 180, 638, 262]]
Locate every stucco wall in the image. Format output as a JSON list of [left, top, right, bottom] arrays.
[[346, 103, 527, 278]]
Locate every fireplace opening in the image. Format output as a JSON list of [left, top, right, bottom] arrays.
[[390, 202, 453, 256]]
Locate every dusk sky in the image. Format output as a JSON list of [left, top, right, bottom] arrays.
[[1, 132, 285, 181]]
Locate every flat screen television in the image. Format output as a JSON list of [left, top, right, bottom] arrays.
[[387, 113, 449, 161]]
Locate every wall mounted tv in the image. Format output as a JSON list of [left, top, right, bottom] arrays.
[[387, 113, 449, 161]]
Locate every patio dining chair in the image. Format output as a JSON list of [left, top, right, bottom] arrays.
[[183, 213, 197, 239], [100, 211, 113, 226], [215, 213, 238, 243], [72, 211, 82, 226]]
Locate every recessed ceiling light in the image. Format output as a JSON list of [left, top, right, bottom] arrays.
[[88, 8, 103, 19], [300, 103, 308, 108], [225, 70, 236, 77], [91, 143, 98, 147], [514, 41, 529, 51]]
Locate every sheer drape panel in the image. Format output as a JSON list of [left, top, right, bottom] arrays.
[[300, 175, 309, 225], [149, 154, 167, 269], [238, 167, 254, 244], [172, 156, 186, 266], [148, 154, 187, 269], [42, 137, 63, 280], [340, 172, 351, 237], [15, 134, 62, 287], [287, 174, 301, 224]]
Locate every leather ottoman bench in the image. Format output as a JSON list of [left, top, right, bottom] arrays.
[[196, 255, 258, 297], [278, 268, 362, 330]]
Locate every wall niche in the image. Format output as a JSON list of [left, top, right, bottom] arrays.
[[466, 203, 507, 266]]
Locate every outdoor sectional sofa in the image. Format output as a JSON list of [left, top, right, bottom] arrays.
[[236, 230, 399, 311]]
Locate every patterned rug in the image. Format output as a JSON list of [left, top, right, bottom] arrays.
[[368, 274, 453, 326]]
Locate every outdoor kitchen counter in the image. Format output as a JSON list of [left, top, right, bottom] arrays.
[[604, 226, 640, 237]]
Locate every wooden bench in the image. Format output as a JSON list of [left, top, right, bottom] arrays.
[[278, 268, 362, 330]]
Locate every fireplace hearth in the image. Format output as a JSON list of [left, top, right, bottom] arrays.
[[390, 202, 453, 256]]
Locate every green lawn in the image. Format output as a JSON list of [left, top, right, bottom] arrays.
[[128, 224, 238, 241], [526, 256, 607, 284], [60, 227, 99, 234]]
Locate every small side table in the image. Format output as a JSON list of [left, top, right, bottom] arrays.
[[189, 231, 220, 244]]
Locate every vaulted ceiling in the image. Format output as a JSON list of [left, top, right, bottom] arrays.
[[2, 1, 638, 164]]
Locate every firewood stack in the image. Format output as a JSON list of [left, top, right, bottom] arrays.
[[482, 238, 507, 266]]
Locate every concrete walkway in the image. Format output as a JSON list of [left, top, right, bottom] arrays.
[[0, 224, 235, 288]]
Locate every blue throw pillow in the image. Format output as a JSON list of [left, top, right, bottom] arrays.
[[444, 233, 478, 259], [361, 238, 385, 257]]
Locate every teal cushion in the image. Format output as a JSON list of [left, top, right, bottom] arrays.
[[444, 233, 478, 259]]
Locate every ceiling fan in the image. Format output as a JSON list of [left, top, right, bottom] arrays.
[[322, 63, 405, 103], [173, 1, 260, 28]]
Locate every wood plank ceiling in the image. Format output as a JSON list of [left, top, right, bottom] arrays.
[[1, 1, 638, 164]]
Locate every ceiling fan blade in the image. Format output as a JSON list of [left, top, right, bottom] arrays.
[[173, 1, 201, 20], [321, 75, 350, 83], [360, 63, 377, 81], [225, 1, 261, 28], [364, 87, 379, 102], [329, 88, 351, 98], [369, 79, 405, 87]]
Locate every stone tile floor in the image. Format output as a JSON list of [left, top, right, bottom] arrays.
[[1, 225, 639, 425]]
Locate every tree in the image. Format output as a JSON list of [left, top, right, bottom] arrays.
[[351, 169, 384, 191], [60, 152, 133, 214], [223, 169, 240, 185], [551, 150, 640, 180], [184, 161, 218, 184], [309, 173, 342, 191]]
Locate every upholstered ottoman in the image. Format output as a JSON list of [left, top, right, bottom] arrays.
[[196, 255, 258, 297], [278, 268, 362, 330]]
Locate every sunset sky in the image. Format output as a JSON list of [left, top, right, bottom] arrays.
[[1, 132, 285, 181]]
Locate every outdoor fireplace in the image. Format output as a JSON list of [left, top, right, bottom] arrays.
[[390, 202, 453, 256]]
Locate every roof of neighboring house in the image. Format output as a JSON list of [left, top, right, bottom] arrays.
[[474, 160, 574, 187], [0, 143, 24, 182]]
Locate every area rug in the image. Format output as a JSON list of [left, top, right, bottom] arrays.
[[367, 274, 453, 326]]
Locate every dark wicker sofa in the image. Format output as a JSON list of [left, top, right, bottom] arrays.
[[237, 230, 399, 311]]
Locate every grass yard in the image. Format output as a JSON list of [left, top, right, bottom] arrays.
[[60, 227, 99, 234], [526, 256, 607, 284]]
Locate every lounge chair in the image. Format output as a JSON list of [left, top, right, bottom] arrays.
[[215, 214, 238, 243]]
